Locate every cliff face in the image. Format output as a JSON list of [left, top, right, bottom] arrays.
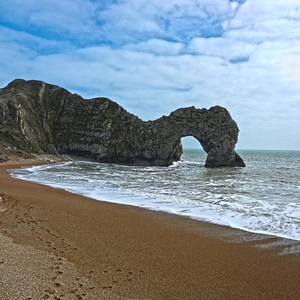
[[0, 79, 245, 167]]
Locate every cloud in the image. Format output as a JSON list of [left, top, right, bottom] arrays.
[[0, 0, 99, 45], [224, 0, 300, 43], [0, 0, 300, 149], [0, 26, 71, 55], [94, 0, 241, 45], [188, 37, 255, 62], [97, 1, 160, 33], [124, 39, 184, 55]]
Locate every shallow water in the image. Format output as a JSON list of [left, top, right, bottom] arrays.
[[10, 149, 300, 241]]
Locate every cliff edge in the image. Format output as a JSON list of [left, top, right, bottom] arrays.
[[0, 79, 245, 167]]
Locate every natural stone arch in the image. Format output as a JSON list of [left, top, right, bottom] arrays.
[[0, 79, 245, 168], [137, 106, 245, 167]]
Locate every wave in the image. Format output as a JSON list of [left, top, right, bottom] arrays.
[[9, 150, 300, 242]]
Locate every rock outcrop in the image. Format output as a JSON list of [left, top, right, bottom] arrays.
[[0, 79, 245, 167]]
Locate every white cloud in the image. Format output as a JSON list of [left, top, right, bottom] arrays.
[[124, 39, 184, 55], [0, 1, 95, 28], [224, 0, 300, 43], [0, 26, 70, 54], [281, 43, 300, 84], [188, 37, 255, 62], [0, 0, 300, 149], [96, 1, 160, 33]]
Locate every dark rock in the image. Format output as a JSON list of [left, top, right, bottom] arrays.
[[0, 79, 245, 167]]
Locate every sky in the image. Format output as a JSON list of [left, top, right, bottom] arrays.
[[0, 0, 300, 150]]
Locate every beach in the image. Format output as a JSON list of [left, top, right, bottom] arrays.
[[1, 160, 300, 299]]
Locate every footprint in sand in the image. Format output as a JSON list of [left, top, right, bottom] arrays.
[[54, 282, 61, 287]]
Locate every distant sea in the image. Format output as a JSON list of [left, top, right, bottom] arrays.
[[10, 149, 300, 241]]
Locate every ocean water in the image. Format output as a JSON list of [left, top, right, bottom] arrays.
[[10, 149, 300, 241]]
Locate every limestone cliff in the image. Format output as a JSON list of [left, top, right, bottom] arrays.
[[0, 79, 245, 167]]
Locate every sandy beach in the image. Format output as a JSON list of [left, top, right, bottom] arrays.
[[1, 160, 300, 299]]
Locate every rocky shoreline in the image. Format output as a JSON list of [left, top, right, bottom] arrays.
[[0, 79, 245, 167]]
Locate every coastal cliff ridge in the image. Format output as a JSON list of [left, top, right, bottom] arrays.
[[0, 79, 245, 167]]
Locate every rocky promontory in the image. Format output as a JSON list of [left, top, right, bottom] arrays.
[[0, 79, 245, 167]]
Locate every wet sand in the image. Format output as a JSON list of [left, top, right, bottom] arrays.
[[1, 160, 300, 299]]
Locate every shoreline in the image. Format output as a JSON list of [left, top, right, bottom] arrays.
[[10, 158, 300, 244], [1, 159, 300, 299]]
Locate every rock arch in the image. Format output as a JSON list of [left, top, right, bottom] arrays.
[[133, 106, 245, 167], [0, 79, 245, 168]]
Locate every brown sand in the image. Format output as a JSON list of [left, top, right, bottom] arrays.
[[1, 160, 300, 299]]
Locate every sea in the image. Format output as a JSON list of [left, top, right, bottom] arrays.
[[10, 149, 300, 242]]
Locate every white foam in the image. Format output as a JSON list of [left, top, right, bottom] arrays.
[[8, 150, 300, 242]]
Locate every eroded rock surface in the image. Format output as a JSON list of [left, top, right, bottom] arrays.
[[0, 79, 245, 167]]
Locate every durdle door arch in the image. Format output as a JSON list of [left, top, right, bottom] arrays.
[[0, 79, 245, 168], [141, 106, 246, 167]]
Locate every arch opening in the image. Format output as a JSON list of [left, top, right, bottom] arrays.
[[180, 136, 206, 165], [181, 136, 200, 150]]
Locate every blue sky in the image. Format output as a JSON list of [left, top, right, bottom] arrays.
[[0, 0, 300, 150]]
